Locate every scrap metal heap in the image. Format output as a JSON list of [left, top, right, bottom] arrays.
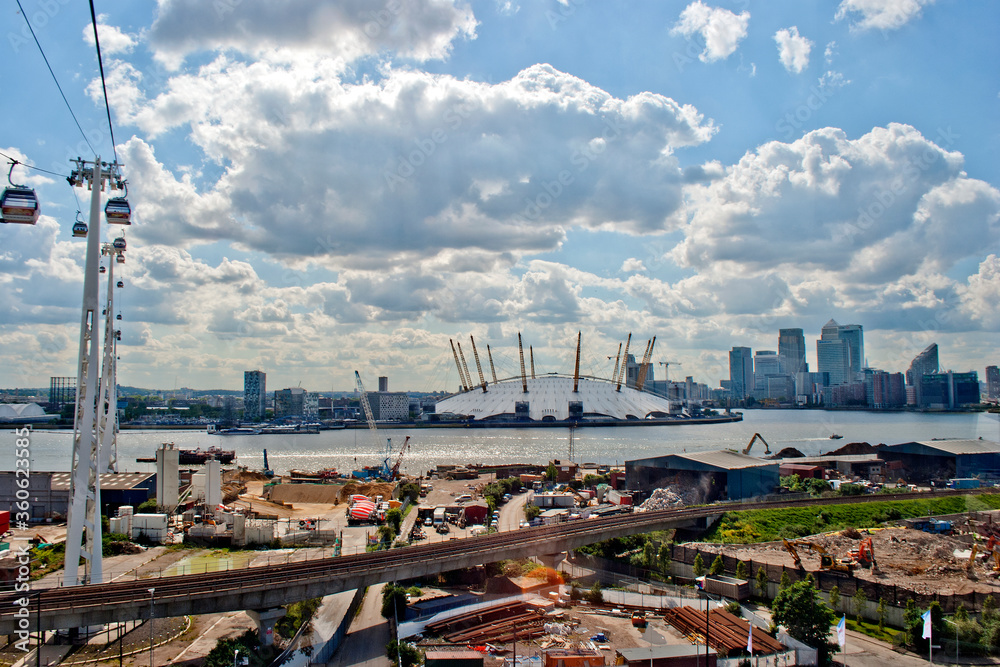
[[663, 607, 784, 656]]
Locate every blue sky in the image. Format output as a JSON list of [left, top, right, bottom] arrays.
[[1, 0, 998, 393]]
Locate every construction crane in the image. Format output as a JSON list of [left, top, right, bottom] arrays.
[[658, 360, 682, 383], [635, 337, 656, 391], [353, 370, 392, 480], [743, 433, 772, 456], [389, 435, 411, 480]]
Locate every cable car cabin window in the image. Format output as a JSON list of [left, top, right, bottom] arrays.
[[1, 188, 40, 225], [105, 198, 131, 224]]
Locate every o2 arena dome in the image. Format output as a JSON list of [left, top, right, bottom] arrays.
[[434, 333, 677, 423]]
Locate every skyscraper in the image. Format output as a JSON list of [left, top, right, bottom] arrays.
[[907, 344, 939, 406], [987, 365, 999, 402], [243, 370, 266, 422], [729, 346, 753, 400], [817, 319, 864, 384], [778, 328, 806, 375]]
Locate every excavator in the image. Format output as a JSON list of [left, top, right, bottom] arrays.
[[849, 537, 877, 570], [743, 433, 771, 456], [783, 539, 855, 573]]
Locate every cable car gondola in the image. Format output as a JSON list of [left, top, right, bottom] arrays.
[[116, 314, 122, 320], [116, 253, 125, 264], [71, 211, 87, 238], [117, 280, 123, 288], [112, 236, 126, 250], [1, 163, 40, 225], [105, 197, 131, 225], [99, 265, 107, 274]]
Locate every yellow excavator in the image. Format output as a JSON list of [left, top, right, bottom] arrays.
[[743, 433, 771, 456], [783, 539, 855, 573]]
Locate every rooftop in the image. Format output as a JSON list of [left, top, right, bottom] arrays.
[[50, 472, 155, 491]]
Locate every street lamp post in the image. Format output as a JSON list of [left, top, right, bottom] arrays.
[[233, 649, 239, 667], [147, 588, 155, 667]]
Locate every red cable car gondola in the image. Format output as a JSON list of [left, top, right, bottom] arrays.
[[116, 253, 125, 264], [105, 197, 131, 224], [1, 163, 40, 225]]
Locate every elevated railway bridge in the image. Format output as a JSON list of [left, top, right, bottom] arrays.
[[0, 489, 989, 635]]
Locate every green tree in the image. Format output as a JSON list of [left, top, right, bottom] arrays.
[[545, 463, 558, 482], [903, 598, 922, 647], [524, 504, 541, 521], [735, 560, 749, 581], [852, 589, 867, 623], [381, 583, 408, 621], [779, 571, 791, 591], [755, 567, 769, 599], [983, 594, 998, 624], [954, 603, 968, 622], [828, 585, 840, 613], [386, 639, 421, 667], [710, 554, 725, 575], [659, 543, 672, 576], [385, 508, 403, 534], [771, 579, 836, 660], [693, 553, 705, 577], [588, 582, 604, 605], [877, 598, 887, 633], [643, 542, 656, 569]]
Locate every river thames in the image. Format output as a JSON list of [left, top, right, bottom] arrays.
[[6, 410, 999, 477]]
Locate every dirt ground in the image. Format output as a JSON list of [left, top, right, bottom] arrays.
[[695, 525, 1000, 595]]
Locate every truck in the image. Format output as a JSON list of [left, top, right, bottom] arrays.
[[432, 507, 446, 529], [948, 478, 981, 490]]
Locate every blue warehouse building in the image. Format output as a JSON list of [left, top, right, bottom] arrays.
[[626, 450, 780, 502], [877, 439, 1000, 482]]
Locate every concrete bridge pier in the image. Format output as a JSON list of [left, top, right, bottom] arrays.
[[536, 552, 566, 570], [247, 608, 285, 646]]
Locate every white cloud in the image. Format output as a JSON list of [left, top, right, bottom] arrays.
[[671, 1, 750, 63], [84, 16, 137, 55], [960, 255, 1000, 331], [148, 0, 477, 68], [621, 258, 646, 273], [835, 0, 935, 32], [109, 62, 715, 271], [669, 124, 1000, 331], [774, 27, 812, 74], [824, 41, 838, 64]]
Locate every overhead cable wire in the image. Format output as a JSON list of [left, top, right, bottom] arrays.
[[88, 0, 119, 166], [0, 150, 71, 179], [14, 0, 96, 156]]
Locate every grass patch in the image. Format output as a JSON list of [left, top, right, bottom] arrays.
[[703, 494, 1000, 544], [845, 618, 899, 643]]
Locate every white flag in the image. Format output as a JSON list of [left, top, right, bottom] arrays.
[[836, 615, 846, 647], [747, 623, 753, 653], [922, 610, 932, 639]]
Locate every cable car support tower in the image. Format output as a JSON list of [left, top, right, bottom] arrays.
[[64, 158, 128, 587]]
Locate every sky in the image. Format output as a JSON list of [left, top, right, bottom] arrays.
[[1, 0, 998, 394]]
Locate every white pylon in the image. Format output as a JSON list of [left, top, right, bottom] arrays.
[[64, 158, 125, 587], [97, 242, 121, 474]]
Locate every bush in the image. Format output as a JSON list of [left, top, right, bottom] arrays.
[[693, 553, 705, 577], [710, 554, 724, 575], [386, 639, 421, 667], [587, 582, 604, 605]]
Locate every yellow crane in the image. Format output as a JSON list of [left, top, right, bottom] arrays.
[[743, 433, 772, 456]]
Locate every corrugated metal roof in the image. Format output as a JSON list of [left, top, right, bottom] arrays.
[[50, 472, 155, 491], [676, 450, 778, 471], [435, 375, 674, 421], [887, 440, 1000, 456]]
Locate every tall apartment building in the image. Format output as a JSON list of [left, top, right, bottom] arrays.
[[778, 328, 807, 375], [817, 319, 864, 385], [274, 387, 305, 419], [364, 391, 410, 421], [906, 344, 939, 406], [728, 347, 753, 400], [986, 365, 999, 402], [243, 370, 266, 422], [919, 371, 979, 409]]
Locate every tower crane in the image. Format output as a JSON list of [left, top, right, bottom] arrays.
[[353, 370, 392, 480], [658, 360, 682, 383]]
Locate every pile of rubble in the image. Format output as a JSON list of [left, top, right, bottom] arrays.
[[638, 487, 685, 511]]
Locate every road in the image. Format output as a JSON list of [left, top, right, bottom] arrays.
[[322, 584, 391, 667]]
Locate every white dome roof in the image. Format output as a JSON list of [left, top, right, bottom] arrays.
[[435, 375, 673, 422]]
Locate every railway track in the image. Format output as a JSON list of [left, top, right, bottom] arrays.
[[0, 488, 989, 628]]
